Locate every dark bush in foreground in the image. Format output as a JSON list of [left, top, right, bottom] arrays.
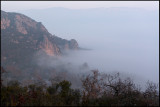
[[1, 68, 159, 106]]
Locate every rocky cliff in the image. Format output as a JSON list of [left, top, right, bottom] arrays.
[[1, 10, 79, 69]]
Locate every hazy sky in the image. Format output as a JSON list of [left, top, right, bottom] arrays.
[[1, 1, 159, 12]]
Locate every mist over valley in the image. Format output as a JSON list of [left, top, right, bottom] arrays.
[[18, 7, 159, 85], [1, 2, 159, 106]]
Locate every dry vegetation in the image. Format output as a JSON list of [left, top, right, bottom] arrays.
[[1, 67, 159, 106]]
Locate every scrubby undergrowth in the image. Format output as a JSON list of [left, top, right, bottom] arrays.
[[1, 67, 159, 106]]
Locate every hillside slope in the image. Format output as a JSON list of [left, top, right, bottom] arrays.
[[1, 10, 79, 69]]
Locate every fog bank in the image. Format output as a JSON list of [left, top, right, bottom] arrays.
[[17, 7, 159, 89]]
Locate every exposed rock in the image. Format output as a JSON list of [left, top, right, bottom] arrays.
[[1, 10, 79, 70], [39, 36, 60, 56], [1, 17, 10, 29], [69, 39, 79, 49]]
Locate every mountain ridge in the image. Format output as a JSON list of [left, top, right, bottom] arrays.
[[1, 10, 79, 70]]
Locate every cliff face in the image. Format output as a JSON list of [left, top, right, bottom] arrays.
[[39, 35, 60, 56], [1, 10, 79, 68]]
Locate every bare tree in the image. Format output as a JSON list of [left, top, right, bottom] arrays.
[[143, 81, 159, 106]]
